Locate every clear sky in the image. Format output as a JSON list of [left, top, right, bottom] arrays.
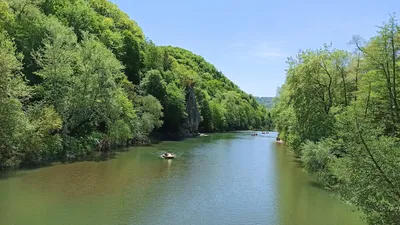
[[112, 0, 398, 97]]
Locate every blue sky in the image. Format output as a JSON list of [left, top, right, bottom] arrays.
[[112, 0, 398, 97]]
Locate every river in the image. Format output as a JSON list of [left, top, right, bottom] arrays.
[[0, 132, 364, 225]]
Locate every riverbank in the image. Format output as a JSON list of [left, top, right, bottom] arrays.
[[1, 130, 266, 171]]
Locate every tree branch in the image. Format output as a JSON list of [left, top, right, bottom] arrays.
[[355, 117, 400, 200]]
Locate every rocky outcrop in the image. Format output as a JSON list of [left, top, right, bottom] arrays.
[[180, 84, 201, 137]]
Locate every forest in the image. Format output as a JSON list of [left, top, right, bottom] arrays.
[[272, 15, 400, 225], [0, 0, 272, 169], [255, 96, 274, 108]]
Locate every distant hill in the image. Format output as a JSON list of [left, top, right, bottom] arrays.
[[255, 97, 274, 108]]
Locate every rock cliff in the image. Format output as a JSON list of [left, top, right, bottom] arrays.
[[180, 84, 201, 137]]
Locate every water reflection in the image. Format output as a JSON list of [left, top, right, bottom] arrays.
[[167, 158, 172, 169], [274, 141, 364, 225], [0, 133, 364, 225]]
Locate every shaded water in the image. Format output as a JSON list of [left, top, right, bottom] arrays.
[[0, 132, 365, 225]]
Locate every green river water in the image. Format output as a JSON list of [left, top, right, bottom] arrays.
[[0, 132, 365, 225]]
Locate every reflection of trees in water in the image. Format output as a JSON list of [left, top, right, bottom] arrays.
[[275, 144, 365, 225], [1, 133, 263, 225]]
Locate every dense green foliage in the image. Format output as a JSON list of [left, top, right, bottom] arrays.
[[273, 15, 400, 225], [255, 96, 274, 108], [154, 46, 273, 132], [0, 0, 269, 169]]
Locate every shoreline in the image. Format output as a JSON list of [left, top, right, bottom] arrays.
[[1, 129, 271, 172]]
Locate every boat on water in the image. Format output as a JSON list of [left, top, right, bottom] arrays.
[[162, 152, 175, 159], [251, 133, 258, 136], [199, 133, 209, 137]]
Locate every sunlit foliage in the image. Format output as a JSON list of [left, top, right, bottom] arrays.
[[272, 15, 400, 225]]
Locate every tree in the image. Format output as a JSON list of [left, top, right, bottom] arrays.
[[163, 83, 186, 131], [0, 31, 31, 168], [143, 39, 163, 71], [272, 15, 400, 224], [0, 31, 62, 168], [36, 30, 136, 154], [134, 95, 163, 136], [140, 69, 167, 103], [210, 100, 227, 131], [195, 88, 213, 132]]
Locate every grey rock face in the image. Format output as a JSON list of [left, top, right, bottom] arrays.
[[180, 84, 201, 137]]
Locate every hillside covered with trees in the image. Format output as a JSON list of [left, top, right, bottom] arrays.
[[255, 97, 274, 108], [0, 0, 271, 169], [272, 15, 400, 225]]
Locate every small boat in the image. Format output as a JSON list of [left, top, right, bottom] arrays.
[[162, 152, 175, 159], [262, 132, 265, 134], [251, 133, 258, 136], [199, 133, 209, 137]]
